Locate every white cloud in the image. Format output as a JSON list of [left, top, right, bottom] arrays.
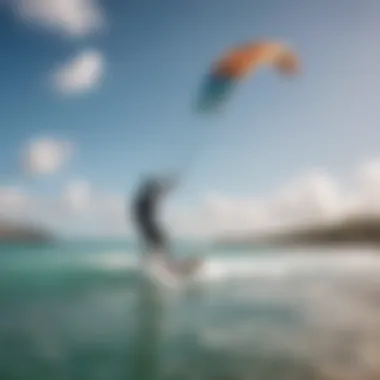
[[171, 172, 345, 239], [63, 180, 91, 211], [59, 184, 128, 236], [5, 158, 380, 238], [97, 196, 129, 236], [0, 187, 27, 215], [193, 192, 271, 237], [0, 182, 128, 237], [12, 0, 105, 38], [51, 49, 104, 95], [272, 171, 344, 227], [174, 165, 380, 239], [21, 137, 72, 176], [355, 160, 380, 214]]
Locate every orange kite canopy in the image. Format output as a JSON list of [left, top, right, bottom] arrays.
[[212, 41, 300, 78], [197, 40, 300, 112]]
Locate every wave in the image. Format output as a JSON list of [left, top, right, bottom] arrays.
[[2, 247, 380, 292], [201, 248, 380, 281]]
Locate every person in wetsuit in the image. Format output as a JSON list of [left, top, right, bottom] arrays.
[[132, 176, 177, 257]]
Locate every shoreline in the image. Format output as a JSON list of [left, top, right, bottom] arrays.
[[216, 215, 380, 250]]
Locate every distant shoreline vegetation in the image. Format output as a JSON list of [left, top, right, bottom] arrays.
[[216, 215, 380, 248], [0, 220, 54, 244], [3, 214, 380, 247]]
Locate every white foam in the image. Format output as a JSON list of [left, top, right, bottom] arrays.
[[87, 247, 380, 284], [198, 248, 380, 283], [91, 251, 138, 270]]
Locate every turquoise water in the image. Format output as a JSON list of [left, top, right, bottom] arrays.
[[1, 242, 380, 379]]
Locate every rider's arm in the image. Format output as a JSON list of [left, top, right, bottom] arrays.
[[159, 174, 179, 194]]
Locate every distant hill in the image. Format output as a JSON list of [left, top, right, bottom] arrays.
[[0, 220, 54, 243], [216, 215, 380, 247]]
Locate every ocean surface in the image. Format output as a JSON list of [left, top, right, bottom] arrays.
[[1, 241, 380, 380]]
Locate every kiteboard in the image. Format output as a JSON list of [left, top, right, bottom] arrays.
[[144, 253, 204, 289]]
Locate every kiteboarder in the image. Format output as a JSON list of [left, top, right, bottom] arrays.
[[132, 175, 177, 259]]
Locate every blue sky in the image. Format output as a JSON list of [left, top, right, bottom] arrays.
[[0, 0, 379, 235]]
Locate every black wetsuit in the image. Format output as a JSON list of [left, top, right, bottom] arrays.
[[133, 180, 167, 253]]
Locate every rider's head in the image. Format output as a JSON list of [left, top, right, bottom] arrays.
[[140, 177, 160, 195]]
